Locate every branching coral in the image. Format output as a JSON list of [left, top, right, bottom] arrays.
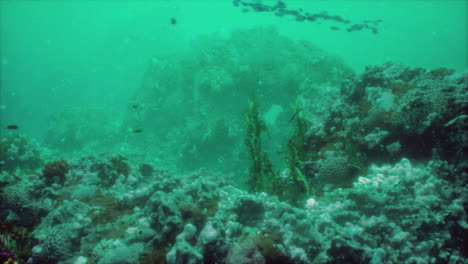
[[41, 159, 70, 186]]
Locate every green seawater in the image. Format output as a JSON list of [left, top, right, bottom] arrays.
[[0, 0, 466, 140], [1, 1, 467, 263]]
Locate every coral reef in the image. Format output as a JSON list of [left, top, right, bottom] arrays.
[[0, 220, 32, 262], [0, 151, 465, 263], [122, 27, 352, 173], [43, 107, 124, 155], [41, 159, 70, 186], [0, 135, 43, 174], [1, 26, 466, 264], [300, 63, 468, 190]]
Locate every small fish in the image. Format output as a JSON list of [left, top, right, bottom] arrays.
[[170, 17, 177, 25], [131, 128, 143, 133], [132, 104, 139, 109], [306, 15, 317, 22], [330, 26, 340, 31], [274, 12, 285, 17], [295, 15, 306, 22], [6, 125, 19, 130], [275, 1, 286, 9]]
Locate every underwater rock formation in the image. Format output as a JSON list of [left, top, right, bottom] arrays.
[[43, 107, 123, 155], [6, 25, 465, 263], [0, 135, 43, 174], [300, 63, 468, 188], [0, 152, 466, 263], [124, 27, 352, 173]]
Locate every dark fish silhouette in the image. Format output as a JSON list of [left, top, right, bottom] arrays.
[[170, 18, 177, 25], [275, 1, 286, 9], [233, 0, 381, 34], [132, 128, 143, 133], [6, 125, 19, 130]]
